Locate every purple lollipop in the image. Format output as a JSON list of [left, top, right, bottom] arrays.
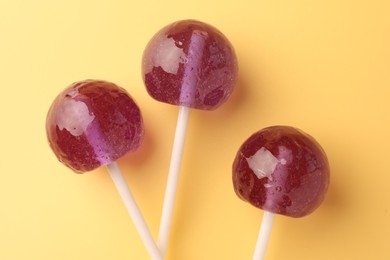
[[142, 19, 238, 257], [233, 126, 330, 259], [46, 80, 162, 260]]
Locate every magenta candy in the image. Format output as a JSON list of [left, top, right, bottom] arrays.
[[46, 80, 143, 173], [232, 126, 329, 218], [142, 19, 238, 110]]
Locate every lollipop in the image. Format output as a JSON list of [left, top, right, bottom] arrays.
[[46, 80, 162, 260], [232, 126, 330, 259], [142, 19, 238, 256]]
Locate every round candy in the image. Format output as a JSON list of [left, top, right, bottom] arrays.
[[142, 19, 238, 110], [46, 80, 143, 173], [232, 126, 329, 218]]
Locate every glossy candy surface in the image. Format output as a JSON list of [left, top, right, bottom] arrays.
[[232, 126, 329, 217], [142, 19, 238, 110], [46, 80, 143, 173]]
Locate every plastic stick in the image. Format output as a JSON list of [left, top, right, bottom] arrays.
[[157, 105, 190, 257], [107, 162, 162, 260], [252, 211, 275, 260]]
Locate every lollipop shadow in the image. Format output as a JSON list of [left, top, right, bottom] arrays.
[[322, 171, 345, 215], [301, 143, 349, 227], [313, 134, 351, 217]]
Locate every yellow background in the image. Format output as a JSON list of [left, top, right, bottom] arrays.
[[1, 0, 389, 259]]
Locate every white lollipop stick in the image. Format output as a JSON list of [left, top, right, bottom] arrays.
[[157, 106, 190, 257], [157, 31, 204, 257], [107, 162, 163, 260], [252, 211, 275, 260]]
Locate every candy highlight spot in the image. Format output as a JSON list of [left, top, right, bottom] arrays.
[[56, 99, 95, 137], [246, 147, 279, 180]]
